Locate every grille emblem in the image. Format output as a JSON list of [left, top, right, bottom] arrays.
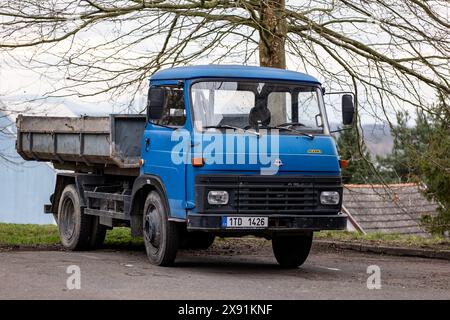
[[273, 159, 283, 167]]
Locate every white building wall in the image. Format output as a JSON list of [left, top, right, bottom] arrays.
[[0, 107, 56, 224], [0, 160, 56, 224]]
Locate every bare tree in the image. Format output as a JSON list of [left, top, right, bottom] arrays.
[[1, 0, 448, 231], [0, 99, 23, 164], [0, 1, 448, 118]]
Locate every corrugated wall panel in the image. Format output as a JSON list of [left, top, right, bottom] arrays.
[[0, 132, 55, 225]]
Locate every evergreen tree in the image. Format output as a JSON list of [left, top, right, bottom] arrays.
[[378, 103, 450, 234], [336, 127, 375, 184], [417, 103, 450, 235], [377, 111, 430, 183]]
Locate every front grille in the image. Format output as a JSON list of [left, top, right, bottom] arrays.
[[195, 175, 342, 215], [238, 177, 315, 214]]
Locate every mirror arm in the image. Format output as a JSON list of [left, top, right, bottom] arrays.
[[324, 91, 355, 98], [330, 126, 353, 134]]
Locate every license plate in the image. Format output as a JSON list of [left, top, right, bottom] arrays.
[[222, 216, 268, 228]]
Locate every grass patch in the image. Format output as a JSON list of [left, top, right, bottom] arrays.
[[316, 230, 450, 250], [0, 224, 60, 245], [0, 223, 143, 247], [1, 223, 448, 251], [104, 227, 143, 247]]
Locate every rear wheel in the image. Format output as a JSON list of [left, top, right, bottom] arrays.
[[143, 191, 180, 266], [57, 184, 91, 250], [272, 233, 313, 268]]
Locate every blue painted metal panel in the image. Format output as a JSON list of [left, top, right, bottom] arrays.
[[151, 65, 320, 84], [189, 133, 339, 172], [185, 132, 340, 214], [143, 67, 340, 220], [141, 124, 187, 219]]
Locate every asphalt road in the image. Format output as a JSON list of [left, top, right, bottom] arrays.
[[0, 241, 449, 300]]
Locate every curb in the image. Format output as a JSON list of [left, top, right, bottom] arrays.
[[313, 240, 450, 261]]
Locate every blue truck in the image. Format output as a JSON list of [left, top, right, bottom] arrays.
[[16, 65, 354, 267]]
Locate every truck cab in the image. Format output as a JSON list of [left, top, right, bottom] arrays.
[[138, 65, 353, 266], [16, 65, 354, 268]]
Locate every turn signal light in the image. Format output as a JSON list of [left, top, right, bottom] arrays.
[[339, 159, 349, 169], [139, 159, 145, 166], [192, 157, 205, 167]]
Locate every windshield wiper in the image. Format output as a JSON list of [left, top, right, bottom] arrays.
[[265, 125, 314, 139], [278, 122, 306, 128], [203, 125, 260, 136]]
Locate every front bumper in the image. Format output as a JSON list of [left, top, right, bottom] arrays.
[[187, 213, 347, 233]]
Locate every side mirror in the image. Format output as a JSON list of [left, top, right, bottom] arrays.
[[342, 94, 354, 125], [147, 87, 166, 120]]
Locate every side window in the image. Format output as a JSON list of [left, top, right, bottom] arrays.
[[154, 87, 186, 126], [297, 90, 320, 128]]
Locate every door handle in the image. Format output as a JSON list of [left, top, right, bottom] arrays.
[[145, 137, 150, 151]]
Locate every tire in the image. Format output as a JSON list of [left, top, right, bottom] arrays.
[[272, 233, 313, 268], [181, 232, 215, 250], [57, 184, 91, 250], [143, 191, 180, 266], [88, 216, 107, 249]]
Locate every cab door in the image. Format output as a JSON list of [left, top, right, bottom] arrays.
[[142, 83, 188, 219]]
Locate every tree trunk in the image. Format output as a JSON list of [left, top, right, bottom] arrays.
[[258, 0, 287, 69], [258, 0, 288, 125]]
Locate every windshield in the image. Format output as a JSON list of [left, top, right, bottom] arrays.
[[191, 81, 324, 133]]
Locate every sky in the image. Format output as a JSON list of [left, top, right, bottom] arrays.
[[0, 49, 396, 127], [0, 1, 446, 128]]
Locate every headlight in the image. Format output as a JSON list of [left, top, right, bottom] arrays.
[[320, 191, 340, 205], [207, 190, 229, 205]]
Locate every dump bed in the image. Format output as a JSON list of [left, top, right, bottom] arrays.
[[16, 114, 146, 174]]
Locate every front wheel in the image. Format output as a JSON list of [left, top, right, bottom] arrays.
[[143, 191, 180, 266], [272, 233, 313, 268]]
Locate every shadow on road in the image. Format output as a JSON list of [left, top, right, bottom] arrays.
[[167, 254, 341, 281], [98, 242, 342, 280]]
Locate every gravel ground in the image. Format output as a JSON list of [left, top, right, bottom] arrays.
[[0, 238, 449, 300]]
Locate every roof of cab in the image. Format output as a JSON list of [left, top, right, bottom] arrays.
[[150, 65, 320, 84]]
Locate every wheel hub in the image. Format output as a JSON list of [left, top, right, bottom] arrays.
[[145, 207, 161, 248], [61, 198, 76, 240]]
